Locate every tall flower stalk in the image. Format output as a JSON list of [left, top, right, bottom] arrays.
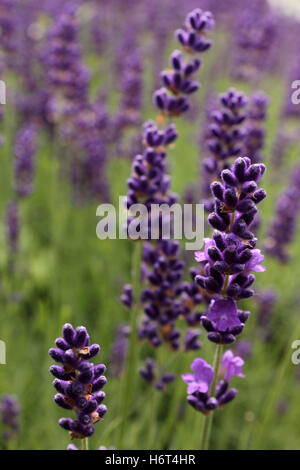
[[119, 7, 215, 449], [182, 156, 267, 449]]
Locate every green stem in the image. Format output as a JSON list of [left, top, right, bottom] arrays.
[[81, 438, 88, 450], [200, 344, 223, 450], [118, 241, 142, 449], [251, 316, 300, 449]]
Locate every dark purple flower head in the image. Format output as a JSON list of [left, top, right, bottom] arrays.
[[0, 395, 20, 441], [139, 240, 185, 350], [200, 298, 249, 345], [49, 323, 107, 440], [120, 285, 134, 309], [153, 8, 214, 118], [201, 88, 248, 200], [194, 156, 266, 343], [176, 8, 214, 53]]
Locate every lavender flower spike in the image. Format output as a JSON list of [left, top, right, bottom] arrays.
[[1, 395, 20, 441], [49, 323, 107, 442]]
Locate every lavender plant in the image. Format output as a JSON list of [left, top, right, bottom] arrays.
[[182, 156, 267, 449], [120, 7, 215, 448], [49, 323, 107, 450]]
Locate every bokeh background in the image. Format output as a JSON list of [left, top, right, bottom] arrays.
[[0, 0, 300, 450]]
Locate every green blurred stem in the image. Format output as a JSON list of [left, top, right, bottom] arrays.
[[81, 438, 88, 450], [200, 344, 223, 450], [118, 241, 142, 449]]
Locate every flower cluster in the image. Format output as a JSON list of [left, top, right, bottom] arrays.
[[182, 351, 245, 414], [126, 121, 178, 221], [0, 395, 20, 441], [202, 88, 248, 204], [195, 156, 266, 344], [138, 240, 185, 350], [49, 323, 107, 440], [243, 92, 269, 163], [264, 163, 300, 263], [154, 8, 214, 117]]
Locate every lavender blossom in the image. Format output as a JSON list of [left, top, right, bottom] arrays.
[[109, 325, 130, 379], [182, 352, 245, 415], [264, 163, 300, 263], [0, 395, 20, 441], [154, 9, 214, 118], [14, 124, 37, 198], [49, 323, 107, 440], [201, 88, 248, 204], [195, 156, 266, 344], [243, 92, 269, 163], [5, 201, 20, 255], [231, 1, 279, 82], [138, 240, 185, 350], [139, 358, 175, 392], [45, 4, 89, 122]]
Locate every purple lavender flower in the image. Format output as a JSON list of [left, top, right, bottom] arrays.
[[14, 124, 37, 198], [231, 2, 279, 82], [243, 92, 269, 163], [195, 156, 266, 344], [201, 88, 248, 202], [109, 325, 130, 379], [264, 163, 300, 263], [139, 358, 175, 392], [138, 240, 185, 350], [0, 0, 16, 55], [182, 358, 213, 394], [0, 395, 20, 441], [5, 201, 20, 255], [49, 323, 107, 440], [256, 290, 276, 328], [120, 285, 134, 309], [220, 350, 245, 381], [45, 4, 89, 121], [234, 340, 252, 360], [182, 351, 245, 415], [154, 8, 214, 118], [201, 298, 249, 345]]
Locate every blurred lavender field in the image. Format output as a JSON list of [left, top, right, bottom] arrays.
[[0, 0, 300, 451]]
